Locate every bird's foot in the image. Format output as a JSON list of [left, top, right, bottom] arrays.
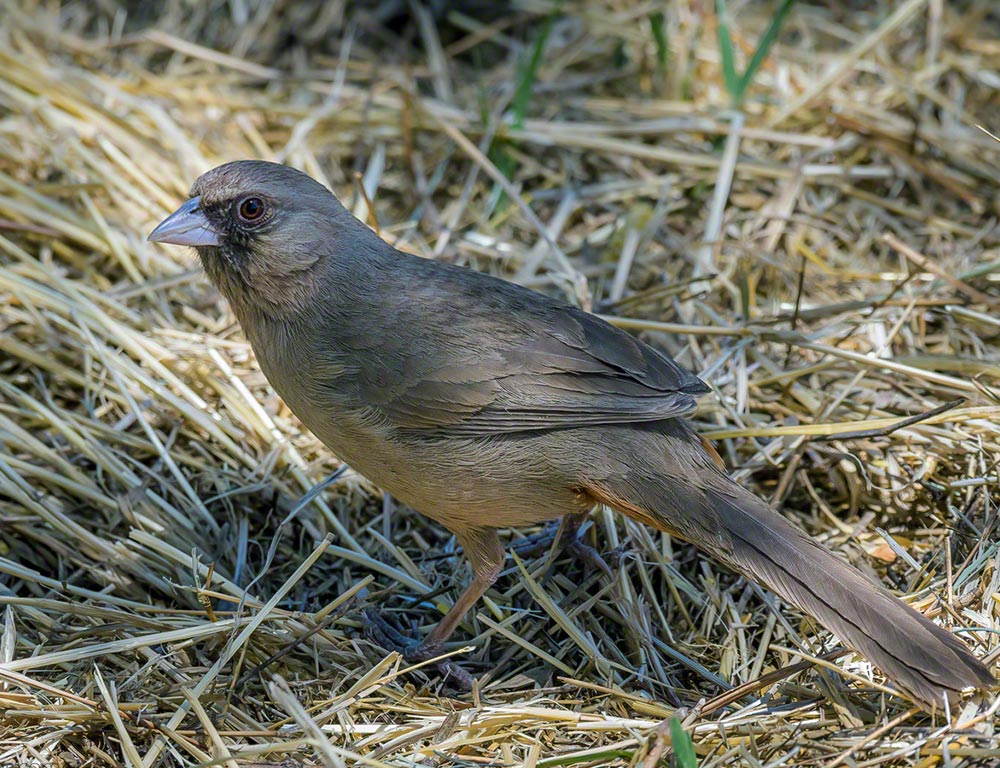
[[363, 608, 474, 690], [509, 519, 562, 558], [510, 517, 614, 580], [564, 534, 615, 580]]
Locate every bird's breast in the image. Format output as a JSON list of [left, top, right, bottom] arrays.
[[242, 317, 584, 529]]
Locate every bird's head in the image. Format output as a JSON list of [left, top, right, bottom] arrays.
[[149, 160, 354, 316]]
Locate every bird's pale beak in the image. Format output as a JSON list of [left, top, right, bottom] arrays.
[[148, 196, 221, 247]]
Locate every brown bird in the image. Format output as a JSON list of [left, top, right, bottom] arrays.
[[149, 160, 993, 710]]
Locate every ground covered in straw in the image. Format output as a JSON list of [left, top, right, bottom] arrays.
[[1, 1, 999, 766]]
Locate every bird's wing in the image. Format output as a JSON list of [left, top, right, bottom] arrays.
[[358, 299, 710, 436]]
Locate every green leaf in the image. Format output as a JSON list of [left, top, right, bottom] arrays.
[[715, 0, 739, 102], [670, 717, 699, 768], [716, 0, 797, 106], [649, 11, 668, 83], [497, 1, 562, 207], [512, 2, 561, 130], [736, 0, 796, 103]]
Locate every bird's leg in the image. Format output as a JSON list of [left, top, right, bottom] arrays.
[[365, 528, 503, 689], [510, 512, 613, 580]]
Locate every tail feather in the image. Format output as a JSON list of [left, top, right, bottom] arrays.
[[713, 482, 992, 707], [591, 470, 994, 709]]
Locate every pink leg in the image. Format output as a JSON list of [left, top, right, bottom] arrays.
[[366, 527, 504, 687]]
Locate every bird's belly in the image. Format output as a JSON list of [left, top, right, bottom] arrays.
[[252, 343, 585, 530], [307, 417, 581, 530]]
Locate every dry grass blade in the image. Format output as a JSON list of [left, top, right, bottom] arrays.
[[0, 1, 998, 766]]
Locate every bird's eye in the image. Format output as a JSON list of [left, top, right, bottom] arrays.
[[237, 196, 266, 223]]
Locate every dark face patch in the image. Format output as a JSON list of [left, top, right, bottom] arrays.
[[180, 160, 358, 317], [195, 192, 279, 273]]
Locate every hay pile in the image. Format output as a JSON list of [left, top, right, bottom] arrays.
[[1, 1, 999, 765]]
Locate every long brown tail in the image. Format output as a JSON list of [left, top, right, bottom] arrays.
[[588, 446, 994, 709]]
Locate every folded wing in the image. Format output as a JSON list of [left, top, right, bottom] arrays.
[[361, 301, 709, 435]]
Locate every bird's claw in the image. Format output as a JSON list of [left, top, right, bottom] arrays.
[[511, 517, 614, 581], [509, 519, 563, 557], [363, 608, 475, 690], [565, 536, 615, 581]]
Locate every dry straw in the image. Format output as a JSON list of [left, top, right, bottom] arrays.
[[1, 1, 998, 766]]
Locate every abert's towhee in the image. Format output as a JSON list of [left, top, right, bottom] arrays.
[[149, 160, 993, 709]]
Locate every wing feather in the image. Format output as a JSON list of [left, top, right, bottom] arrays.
[[363, 298, 709, 435]]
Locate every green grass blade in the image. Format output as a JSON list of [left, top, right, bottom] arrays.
[[649, 11, 668, 83], [736, 0, 796, 103], [715, 0, 739, 102], [495, 1, 562, 208], [670, 716, 699, 768], [512, 3, 560, 130]]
